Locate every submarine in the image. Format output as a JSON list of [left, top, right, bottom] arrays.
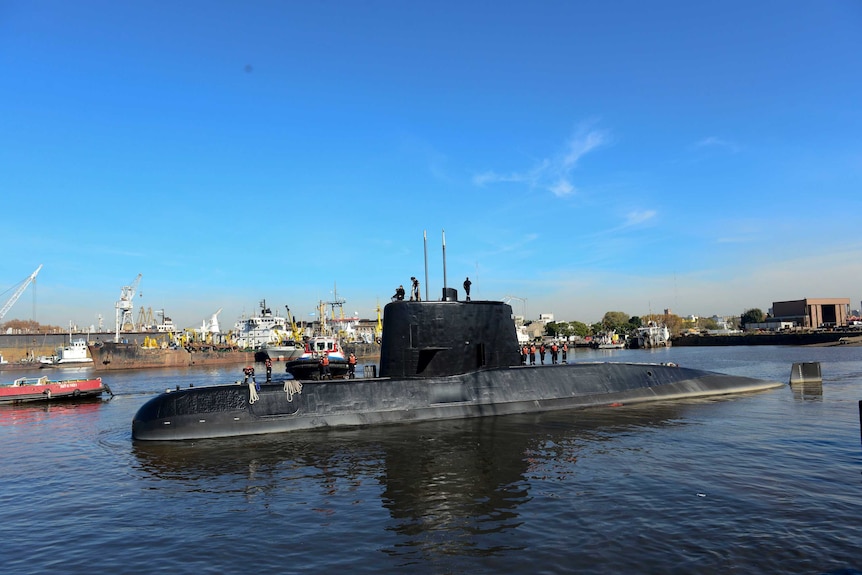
[[132, 288, 783, 441]]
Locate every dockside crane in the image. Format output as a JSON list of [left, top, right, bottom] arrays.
[[285, 305, 303, 342], [0, 264, 42, 322], [114, 273, 142, 342], [138, 306, 154, 329]]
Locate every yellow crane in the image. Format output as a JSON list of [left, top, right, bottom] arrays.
[[285, 305, 303, 342]]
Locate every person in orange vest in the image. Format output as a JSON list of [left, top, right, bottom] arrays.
[[562, 342, 568, 364], [348, 352, 357, 379], [521, 344, 529, 365], [529, 343, 536, 365], [551, 342, 559, 364], [320, 351, 332, 380], [540, 343, 546, 364]]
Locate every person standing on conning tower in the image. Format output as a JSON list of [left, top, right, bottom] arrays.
[[410, 277, 421, 301]]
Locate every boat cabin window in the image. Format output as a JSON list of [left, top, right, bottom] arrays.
[[313, 340, 336, 352]]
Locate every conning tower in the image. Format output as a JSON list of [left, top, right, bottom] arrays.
[[379, 299, 521, 378]]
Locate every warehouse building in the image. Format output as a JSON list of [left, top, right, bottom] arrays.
[[770, 298, 851, 329]]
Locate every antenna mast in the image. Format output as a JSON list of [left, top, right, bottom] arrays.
[[423, 230, 429, 302], [442, 229, 448, 293]]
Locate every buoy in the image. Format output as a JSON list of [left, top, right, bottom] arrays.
[[789, 362, 822, 385]]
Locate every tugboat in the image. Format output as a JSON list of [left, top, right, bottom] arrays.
[[132, 288, 783, 441], [284, 335, 349, 380]]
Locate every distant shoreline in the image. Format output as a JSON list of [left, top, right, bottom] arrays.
[[673, 331, 862, 347]]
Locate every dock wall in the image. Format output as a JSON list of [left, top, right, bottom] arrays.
[[673, 331, 860, 346]]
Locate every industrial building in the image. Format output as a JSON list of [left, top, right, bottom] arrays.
[[770, 298, 851, 329]]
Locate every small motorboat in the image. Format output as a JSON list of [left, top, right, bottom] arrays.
[[0, 375, 110, 403]]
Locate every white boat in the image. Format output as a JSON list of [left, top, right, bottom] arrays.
[[258, 340, 304, 362], [39, 338, 94, 366], [634, 323, 672, 349], [591, 331, 627, 349], [232, 300, 291, 350]]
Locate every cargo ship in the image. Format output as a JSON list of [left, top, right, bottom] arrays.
[[132, 292, 783, 441], [89, 340, 253, 371]]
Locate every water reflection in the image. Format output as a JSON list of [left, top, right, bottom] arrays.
[[790, 382, 823, 401], [131, 401, 698, 560], [0, 397, 105, 428]]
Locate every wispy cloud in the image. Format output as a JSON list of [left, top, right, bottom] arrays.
[[473, 126, 610, 197], [485, 233, 540, 256], [596, 209, 658, 237], [693, 136, 740, 153], [622, 210, 657, 227], [472, 170, 529, 186], [713, 218, 761, 244], [549, 179, 574, 197], [715, 235, 755, 244]]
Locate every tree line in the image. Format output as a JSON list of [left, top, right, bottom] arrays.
[[0, 319, 65, 334], [543, 310, 736, 339]]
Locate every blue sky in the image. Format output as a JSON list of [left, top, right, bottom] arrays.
[[2, 1, 861, 331]]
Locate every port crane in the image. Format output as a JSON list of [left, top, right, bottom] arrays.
[[285, 305, 303, 342], [114, 273, 142, 342], [0, 264, 43, 322], [137, 307, 155, 329]]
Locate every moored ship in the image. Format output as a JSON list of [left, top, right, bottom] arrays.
[[39, 338, 94, 367], [235, 300, 305, 362], [89, 281, 254, 370], [632, 322, 672, 349], [88, 340, 253, 371]]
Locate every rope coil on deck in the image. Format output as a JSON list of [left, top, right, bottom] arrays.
[[283, 380, 302, 401], [248, 381, 259, 404]]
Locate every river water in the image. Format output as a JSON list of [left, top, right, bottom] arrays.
[[1, 346, 861, 574]]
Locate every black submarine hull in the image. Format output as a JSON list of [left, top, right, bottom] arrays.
[[132, 362, 781, 441], [132, 299, 782, 441]]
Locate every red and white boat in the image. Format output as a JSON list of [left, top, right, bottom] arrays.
[[0, 375, 109, 403]]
